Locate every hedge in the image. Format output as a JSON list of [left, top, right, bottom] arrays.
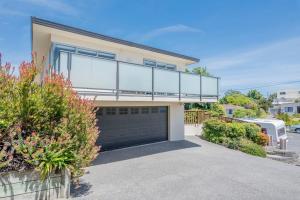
[[202, 119, 267, 157]]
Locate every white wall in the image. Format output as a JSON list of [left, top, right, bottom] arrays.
[[271, 102, 300, 115], [277, 90, 300, 99], [169, 103, 185, 141]]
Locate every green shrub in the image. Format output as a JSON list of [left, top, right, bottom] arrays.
[[239, 139, 266, 157], [0, 61, 99, 180], [225, 122, 246, 139], [202, 119, 227, 144], [224, 138, 240, 150], [203, 119, 246, 145], [293, 113, 300, 118], [202, 119, 268, 157], [233, 108, 257, 118], [243, 123, 260, 143], [209, 103, 225, 117], [256, 108, 267, 118], [276, 113, 300, 126]]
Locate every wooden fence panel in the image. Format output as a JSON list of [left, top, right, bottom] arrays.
[[184, 110, 242, 125], [184, 110, 211, 125]]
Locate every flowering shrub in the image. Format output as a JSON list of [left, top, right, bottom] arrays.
[[0, 57, 99, 180], [202, 119, 267, 157], [256, 132, 269, 146]]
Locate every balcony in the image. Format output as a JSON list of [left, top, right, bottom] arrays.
[[56, 51, 219, 102]]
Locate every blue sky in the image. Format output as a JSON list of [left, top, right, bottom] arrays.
[[1, 0, 300, 96]]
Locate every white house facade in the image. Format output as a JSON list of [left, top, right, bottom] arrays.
[[270, 102, 300, 116], [277, 89, 300, 100], [31, 17, 219, 151], [270, 89, 300, 116]]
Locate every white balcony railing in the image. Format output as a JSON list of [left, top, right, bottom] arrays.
[[58, 51, 219, 101]]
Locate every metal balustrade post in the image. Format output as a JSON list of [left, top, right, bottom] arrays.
[[200, 75, 202, 102], [179, 71, 181, 101], [67, 52, 72, 80], [152, 67, 154, 101], [116, 61, 119, 100]]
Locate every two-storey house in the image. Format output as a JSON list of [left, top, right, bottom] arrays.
[[31, 17, 219, 151]]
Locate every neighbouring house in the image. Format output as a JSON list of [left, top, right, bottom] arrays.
[[270, 89, 300, 116], [277, 89, 300, 100], [270, 102, 300, 116], [222, 104, 243, 117], [31, 17, 219, 151]]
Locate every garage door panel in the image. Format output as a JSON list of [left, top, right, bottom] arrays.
[[96, 106, 168, 151]]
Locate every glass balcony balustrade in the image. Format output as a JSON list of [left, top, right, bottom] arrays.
[[54, 48, 219, 101]]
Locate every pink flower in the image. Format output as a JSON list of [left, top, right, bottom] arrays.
[[32, 131, 37, 136]]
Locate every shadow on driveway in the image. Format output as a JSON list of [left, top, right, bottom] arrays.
[[71, 181, 92, 198], [92, 139, 201, 165]]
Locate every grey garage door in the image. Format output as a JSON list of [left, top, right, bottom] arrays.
[[96, 106, 168, 151]]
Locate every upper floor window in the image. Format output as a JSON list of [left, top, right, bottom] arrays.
[[279, 92, 286, 95], [143, 59, 176, 70], [77, 48, 97, 56], [144, 59, 156, 67], [77, 48, 115, 60], [53, 43, 116, 74]]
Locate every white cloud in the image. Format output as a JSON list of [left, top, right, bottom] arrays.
[[201, 37, 300, 94], [22, 0, 78, 15], [141, 24, 203, 41]]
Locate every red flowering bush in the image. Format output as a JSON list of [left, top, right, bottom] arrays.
[[257, 132, 269, 146], [0, 57, 99, 180]]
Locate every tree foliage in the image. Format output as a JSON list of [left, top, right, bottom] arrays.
[[186, 66, 212, 76], [221, 89, 276, 116], [247, 89, 263, 101], [220, 93, 257, 109]]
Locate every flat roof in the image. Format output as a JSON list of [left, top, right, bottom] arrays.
[[31, 17, 200, 63], [238, 118, 285, 127]]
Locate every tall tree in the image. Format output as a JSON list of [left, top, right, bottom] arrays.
[[187, 66, 212, 76], [247, 89, 263, 101], [224, 90, 241, 96]]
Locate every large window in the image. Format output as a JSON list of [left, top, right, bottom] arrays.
[[277, 127, 286, 137], [143, 59, 176, 70], [284, 107, 293, 112]]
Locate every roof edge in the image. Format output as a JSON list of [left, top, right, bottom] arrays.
[[31, 16, 200, 63]]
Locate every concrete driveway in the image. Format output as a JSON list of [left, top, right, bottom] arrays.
[[287, 132, 300, 154], [71, 136, 300, 200]]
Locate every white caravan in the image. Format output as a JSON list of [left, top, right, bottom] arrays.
[[238, 118, 287, 144]]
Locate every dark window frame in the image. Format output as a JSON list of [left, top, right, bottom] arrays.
[[106, 107, 116, 115], [119, 107, 129, 115], [143, 59, 176, 70], [141, 107, 150, 114], [130, 107, 139, 114]]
